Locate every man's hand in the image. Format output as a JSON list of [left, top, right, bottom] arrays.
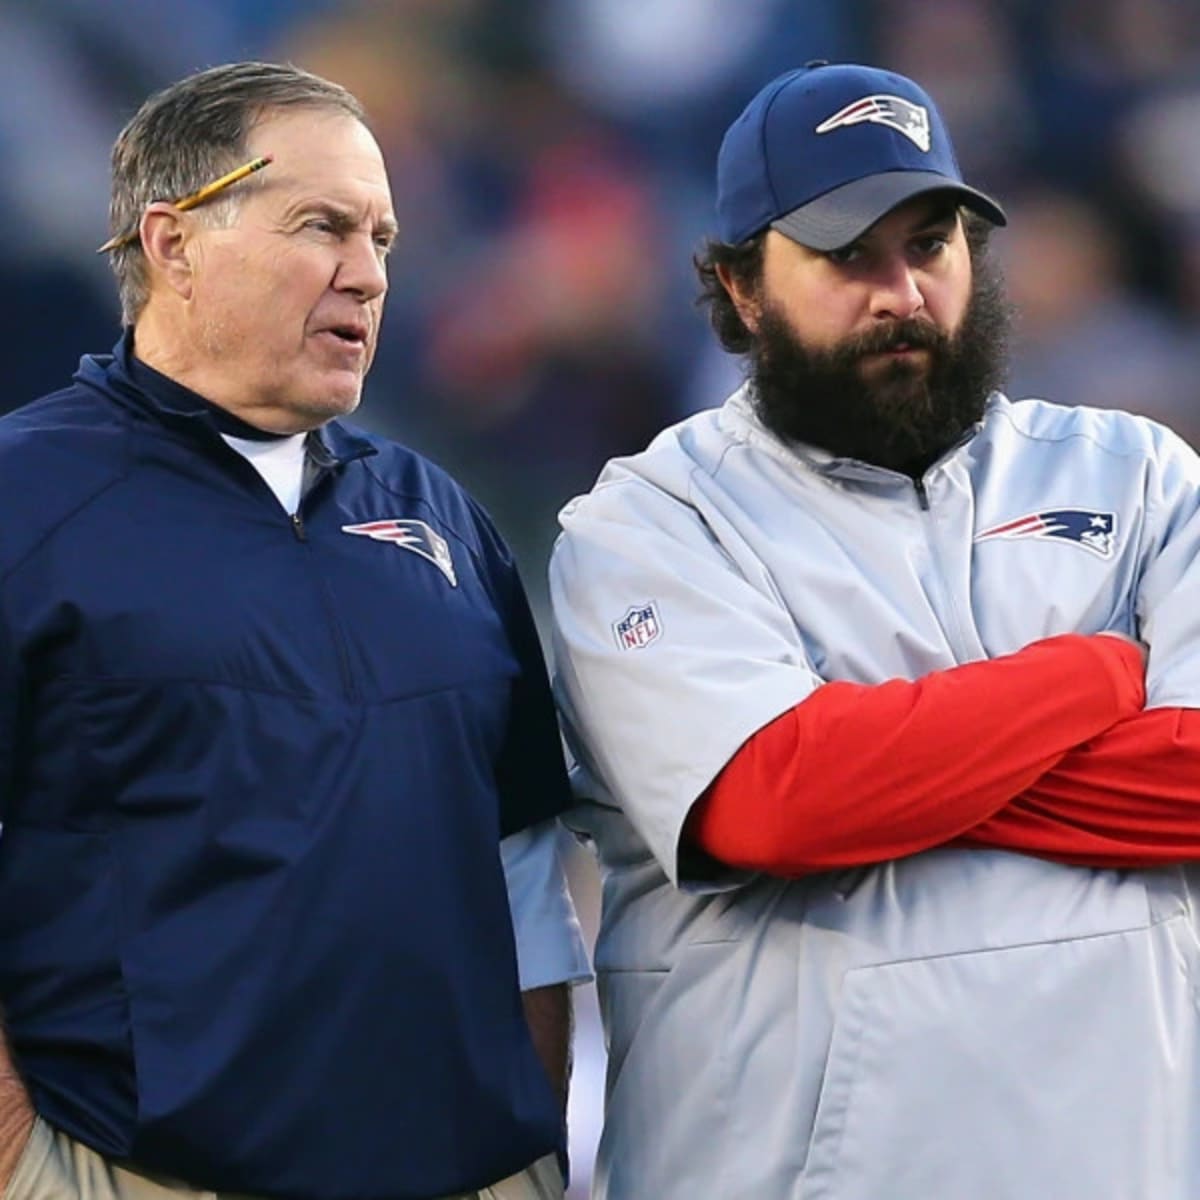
[[0, 1039, 35, 1190], [521, 983, 572, 1114]]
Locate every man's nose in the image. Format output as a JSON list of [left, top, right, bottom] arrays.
[[867, 256, 924, 321], [336, 235, 388, 301]]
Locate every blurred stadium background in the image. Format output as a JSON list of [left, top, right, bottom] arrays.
[[2, 0, 1198, 1192]]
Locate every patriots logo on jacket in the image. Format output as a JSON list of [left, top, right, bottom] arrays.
[[342, 519, 457, 586], [974, 510, 1117, 559], [815, 95, 931, 151]]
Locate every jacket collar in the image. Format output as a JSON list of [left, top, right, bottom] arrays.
[[722, 382, 998, 487]]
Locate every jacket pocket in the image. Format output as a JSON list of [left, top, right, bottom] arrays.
[[800, 920, 1194, 1200], [596, 940, 745, 1198]]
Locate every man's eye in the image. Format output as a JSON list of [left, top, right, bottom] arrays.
[[916, 235, 948, 254], [826, 245, 861, 266]]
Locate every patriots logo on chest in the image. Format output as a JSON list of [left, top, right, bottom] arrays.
[[974, 510, 1117, 559], [342, 519, 457, 586]]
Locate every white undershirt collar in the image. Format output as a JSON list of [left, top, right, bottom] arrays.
[[222, 432, 308, 515]]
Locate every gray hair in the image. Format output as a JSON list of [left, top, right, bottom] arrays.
[[108, 61, 367, 325]]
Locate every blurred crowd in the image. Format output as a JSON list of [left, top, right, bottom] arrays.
[[2, 1, 1199, 1192], [4, 0, 1200, 621]]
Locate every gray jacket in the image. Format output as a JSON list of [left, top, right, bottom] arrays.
[[550, 388, 1200, 1200]]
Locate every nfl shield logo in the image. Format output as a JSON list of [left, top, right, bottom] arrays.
[[613, 602, 662, 651]]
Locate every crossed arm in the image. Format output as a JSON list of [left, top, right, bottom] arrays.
[[686, 632, 1200, 874]]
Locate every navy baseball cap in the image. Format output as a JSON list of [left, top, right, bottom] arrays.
[[716, 61, 1006, 249]]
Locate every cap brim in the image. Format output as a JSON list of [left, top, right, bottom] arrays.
[[771, 171, 1007, 251]]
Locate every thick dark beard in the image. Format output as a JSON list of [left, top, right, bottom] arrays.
[[748, 250, 1011, 478]]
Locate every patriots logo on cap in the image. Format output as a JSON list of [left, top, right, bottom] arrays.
[[974, 510, 1117, 559], [613, 602, 662, 651], [816, 94, 931, 152], [342, 519, 457, 585]]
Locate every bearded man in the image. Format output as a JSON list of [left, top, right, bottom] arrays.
[[548, 61, 1200, 1200]]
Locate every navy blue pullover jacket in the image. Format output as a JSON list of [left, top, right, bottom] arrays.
[[0, 336, 569, 1198]]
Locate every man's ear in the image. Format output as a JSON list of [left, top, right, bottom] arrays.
[[715, 262, 761, 335], [139, 203, 196, 300]]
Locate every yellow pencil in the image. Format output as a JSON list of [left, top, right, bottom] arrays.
[[97, 154, 274, 254]]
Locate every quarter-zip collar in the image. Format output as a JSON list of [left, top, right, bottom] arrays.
[[721, 382, 999, 491]]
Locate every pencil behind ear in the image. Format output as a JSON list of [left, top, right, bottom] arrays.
[[97, 155, 272, 254]]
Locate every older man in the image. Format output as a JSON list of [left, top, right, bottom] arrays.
[[0, 61, 586, 1200], [550, 61, 1200, 1199]]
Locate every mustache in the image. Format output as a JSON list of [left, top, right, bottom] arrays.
[[834, 318, 949, 362]]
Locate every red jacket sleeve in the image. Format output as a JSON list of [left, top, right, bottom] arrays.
[[957, 707, 1200, 866], [685, 634, 1144, 875]]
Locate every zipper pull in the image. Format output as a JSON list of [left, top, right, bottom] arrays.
[[291, 512, 306, 541]]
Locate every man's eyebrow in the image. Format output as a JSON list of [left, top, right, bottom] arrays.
[[280, 200, 345, 225], [291, 201, 398, 238]]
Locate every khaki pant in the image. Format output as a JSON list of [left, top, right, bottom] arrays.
[[4, 1117, 563, 1200]]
